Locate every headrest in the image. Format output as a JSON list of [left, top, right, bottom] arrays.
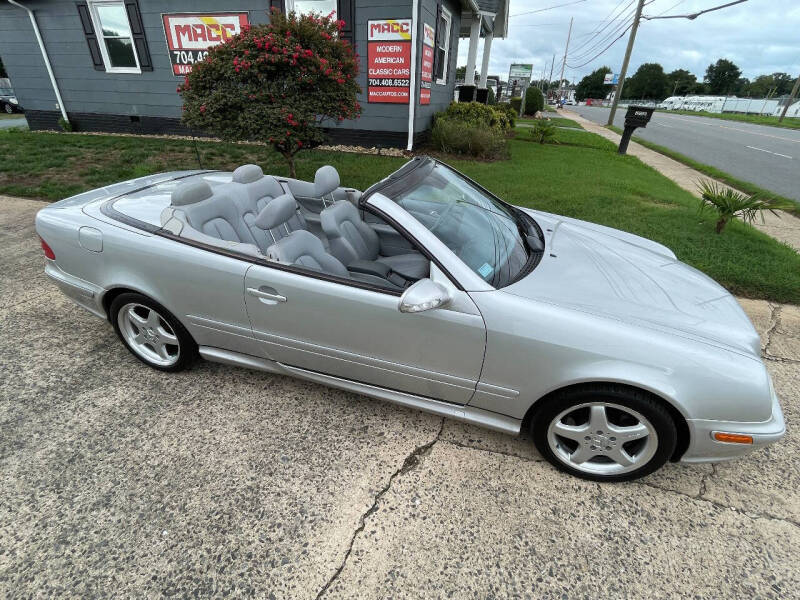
[[171, 180, 213, 206], [254, 194, 296, 230], [232, 164, 264, 184], [314, 165, 340, 198]]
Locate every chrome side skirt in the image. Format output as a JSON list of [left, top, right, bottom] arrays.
[[198, 346, 522, 435]]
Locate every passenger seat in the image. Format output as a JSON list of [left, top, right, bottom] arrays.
[[320, 200, 429, 280]]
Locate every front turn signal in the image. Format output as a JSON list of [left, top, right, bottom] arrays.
[[713, 432, 753, 444]]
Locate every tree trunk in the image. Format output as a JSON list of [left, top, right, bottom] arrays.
[[715, 217, 727, 234], [283, 151, 296, 179]]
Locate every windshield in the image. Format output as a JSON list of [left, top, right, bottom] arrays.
[[377, 159, 539, 288]]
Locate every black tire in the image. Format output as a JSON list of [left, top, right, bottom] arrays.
[[531, 384, 677, 482], [110, 292, 196, 372]]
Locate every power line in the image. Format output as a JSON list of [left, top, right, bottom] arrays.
[[566, 21, 633, 68], [568, 9, 636, 61], [568, 0, 634, 53], [511, 0, 589, 18], [643, 0, 748, 19]]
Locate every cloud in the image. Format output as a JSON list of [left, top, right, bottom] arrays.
[[456, 0, 800, 84]]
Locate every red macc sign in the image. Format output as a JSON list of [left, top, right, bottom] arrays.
[[419, 23, 434, 105], [163, 13, 249, 76], [367, 19, 412, 104]]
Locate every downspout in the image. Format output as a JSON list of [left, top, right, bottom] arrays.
[[406, 0, 419, 151], [7, 0, 69, 123]]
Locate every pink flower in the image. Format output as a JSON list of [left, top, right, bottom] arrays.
[[199, 105, 206, 113]]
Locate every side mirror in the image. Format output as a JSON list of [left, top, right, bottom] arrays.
[[398, 278, 452, 314]]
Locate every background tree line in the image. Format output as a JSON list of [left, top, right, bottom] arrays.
[[574, 59, 796, 102]]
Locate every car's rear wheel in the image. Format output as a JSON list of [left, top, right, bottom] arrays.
[[531, 385, 677, 482], [110, 293, 195, 372]]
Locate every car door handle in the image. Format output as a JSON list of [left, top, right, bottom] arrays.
[[247, 287, 287, 303]]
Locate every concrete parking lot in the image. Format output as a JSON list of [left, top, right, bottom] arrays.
[[1, 196, 798, 599]]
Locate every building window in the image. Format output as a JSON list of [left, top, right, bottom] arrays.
[[434, 8, 451, 85], [88, 1, 141, 73], [288, 0, 337, 18]]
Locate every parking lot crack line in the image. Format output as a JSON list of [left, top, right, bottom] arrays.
[[763, 304, 783, 359], [438, 439, 545, 463], [314, 418, 445, 599], [698, 463, 716, 499], [638, 480, 800, 530]]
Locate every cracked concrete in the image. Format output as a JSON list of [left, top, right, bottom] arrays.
[[1, 196, 798, 598]]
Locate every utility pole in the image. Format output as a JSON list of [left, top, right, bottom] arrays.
[[606, 0, 645, 126], [558, 18, 573, 101], [548, 54, 556, 84], [778, 74, 800, 122]]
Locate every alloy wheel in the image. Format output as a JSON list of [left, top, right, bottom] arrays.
[[546, 402, 658, 476], [116, 302, 180, 367]]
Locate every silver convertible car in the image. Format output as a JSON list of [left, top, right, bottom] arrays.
[[35, 157, 785, 482]]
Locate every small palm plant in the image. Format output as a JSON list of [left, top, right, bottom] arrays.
[[697, 180, 788, 234], [530, 120, 557, 144]]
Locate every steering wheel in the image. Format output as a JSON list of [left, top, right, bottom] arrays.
[[427, 196, 458, 234]]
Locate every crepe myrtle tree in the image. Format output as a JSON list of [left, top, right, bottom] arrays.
[[179, 9, 361, 177]]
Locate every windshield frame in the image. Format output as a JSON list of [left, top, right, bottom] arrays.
[[362, 157, 544, 288]]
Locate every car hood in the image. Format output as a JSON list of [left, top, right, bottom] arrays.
[[507, 209, 761, 357]]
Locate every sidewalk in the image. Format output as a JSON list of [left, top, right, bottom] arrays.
[[562, 109, 800, 252]]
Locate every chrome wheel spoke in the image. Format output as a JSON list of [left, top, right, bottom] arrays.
[[609, 422, 650, 442], [552, 421, 590, 443], [607, 446, 635, 467], [569, 444, 594, 465], [157, 326, 178, 346], [146, 309, 161, 328], [126, 307, 148, 328], [588, 405, 611, 432]]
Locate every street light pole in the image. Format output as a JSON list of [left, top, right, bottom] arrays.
[[606, 0, 645, 126], [778, 75, 800, 122]]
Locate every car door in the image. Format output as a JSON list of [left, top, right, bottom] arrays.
[[242, 263, 486, 405]]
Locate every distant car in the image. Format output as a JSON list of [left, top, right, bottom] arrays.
[[0, 93, 22, 114], [35, 157, 785, 482], [566, 99, 576, 106]]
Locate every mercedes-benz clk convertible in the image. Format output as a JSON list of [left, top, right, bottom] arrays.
[[35, 157, 785, 481]]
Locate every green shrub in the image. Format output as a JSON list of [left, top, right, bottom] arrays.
[[697, 179, 792, 234], [510, 96, 522, 113], [529, 120, 557, 144], [524, 87, 544, 115], [487, 88, 496, 105], [438, 101, 511, 132], [497, 103, 517, 127], [58, 118, 73, 132], [431, 117, 507, 159]]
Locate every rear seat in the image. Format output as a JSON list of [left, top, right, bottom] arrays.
[[226, 164, 307, 253], [162, 179, 262, 257]]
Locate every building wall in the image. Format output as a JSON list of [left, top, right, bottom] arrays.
[[0, 0, 460, 144]]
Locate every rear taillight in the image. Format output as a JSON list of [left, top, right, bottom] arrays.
[[40, 237, 55, 260]]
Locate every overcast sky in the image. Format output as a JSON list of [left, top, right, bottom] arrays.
[[457, 0, 800, 84]]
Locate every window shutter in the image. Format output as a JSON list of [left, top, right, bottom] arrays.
[[76, 2, 105, 71], [337, 0, 355, 46], [269, 0, 285, 13], [125, 0, 152, 71], [432, 1, 442, 78]]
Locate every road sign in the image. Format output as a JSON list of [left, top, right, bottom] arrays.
[[367, 19, 412, 104], [508, 64, 533, 81], [603, 73, 619, 85]]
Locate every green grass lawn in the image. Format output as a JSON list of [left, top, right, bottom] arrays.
[[0, 113, 25, 120], [656, 109, 800, 130], [3, 127, 800, 303]]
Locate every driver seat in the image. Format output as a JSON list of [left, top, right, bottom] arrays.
[[320, 200, 429, 280]]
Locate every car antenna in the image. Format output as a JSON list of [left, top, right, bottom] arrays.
[[192, 132, 204, 170]]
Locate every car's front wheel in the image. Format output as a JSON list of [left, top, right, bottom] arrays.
[[3, 103, 13, 114], [110, 293, 196, 372], [531, 384, 677, 482]]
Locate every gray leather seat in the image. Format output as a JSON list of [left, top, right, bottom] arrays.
[[228, 164, 307, 252], [172, 180, 257, 245], [320, 200, 429, 279], [258, 194, 349, 278]]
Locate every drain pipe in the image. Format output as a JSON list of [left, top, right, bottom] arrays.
[[406, 0, 419, 150], [7, 0, 69, 124]]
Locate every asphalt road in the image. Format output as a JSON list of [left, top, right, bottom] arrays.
[[2, 196, 799, 598], [0, 116, 26, 129], [573, 106, 800, 202]]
